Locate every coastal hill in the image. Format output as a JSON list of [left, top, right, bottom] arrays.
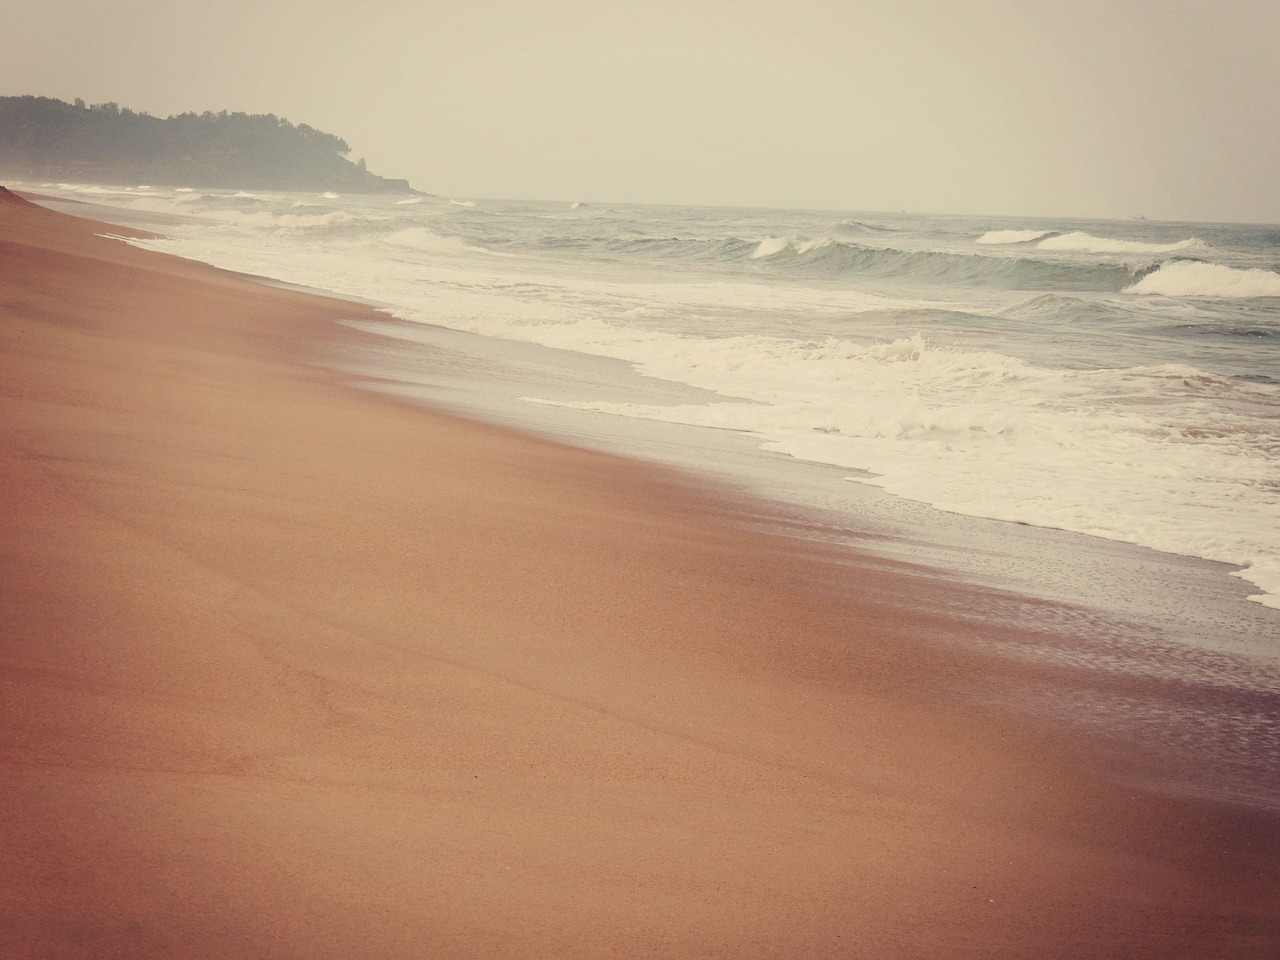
[[0, 96, 415, 194]]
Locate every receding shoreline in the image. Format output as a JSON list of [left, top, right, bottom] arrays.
[[3, 186, 1278, 958]]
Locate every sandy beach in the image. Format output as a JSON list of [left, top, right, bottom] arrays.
[[2, 185, 1278, 958]]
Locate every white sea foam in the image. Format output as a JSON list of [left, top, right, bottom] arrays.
[[1125, 260, 1280, 298], [976, 229, 1054, 245], [1037, 231, 1210, 255], [395, 197, 423, 205], [526, 334, 1280, 608], [321, 191, 341, 199]]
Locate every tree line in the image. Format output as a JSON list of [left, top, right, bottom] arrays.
[[0, 96, 413, 193]]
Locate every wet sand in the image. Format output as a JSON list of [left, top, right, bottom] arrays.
[[2, 185, 1278, 958]]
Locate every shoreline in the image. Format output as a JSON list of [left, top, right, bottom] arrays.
[[23, 181, 1280, 618], [338, 310, 1272, 612], [3, 186, 1279, 957]]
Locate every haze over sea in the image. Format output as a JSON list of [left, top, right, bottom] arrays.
[[21, 180, 1280, 805]]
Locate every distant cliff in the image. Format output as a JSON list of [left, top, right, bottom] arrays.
[[0, 96, 416, 194]]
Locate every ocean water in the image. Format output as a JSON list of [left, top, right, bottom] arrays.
[[21, 181, 1280, 805]]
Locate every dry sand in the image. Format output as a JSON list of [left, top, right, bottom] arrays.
[[2, 185, 1278, 958]]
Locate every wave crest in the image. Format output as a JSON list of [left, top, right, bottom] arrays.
[[751, 236, 835, 259], [837, 219, 897, 233], [750, 238, 1139, 290], [1037, 231, 1211, 255], [977, 229, 1055, 245], [1126, 261, 1280, 298], [381, 227, 486, 254]]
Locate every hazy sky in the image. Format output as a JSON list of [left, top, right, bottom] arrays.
[[6, 0, 1279, 221]]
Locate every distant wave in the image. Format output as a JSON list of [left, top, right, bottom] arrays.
[[747, 235, 1142, 290], [191, 191, 272, 210], [1038, 231, 1211, 255], [517, 226, 1161, 291], [1125, 261, 1280, 298], [395, 197, 423, 205], [533, 233, 755, 264], [449, 199, 476, 207], [837, 219, 896, 233], [202, 202, 387, 234], [977, 229, 1055, 245]]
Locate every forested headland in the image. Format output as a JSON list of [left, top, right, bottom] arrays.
[[0, 96, 416, 193]]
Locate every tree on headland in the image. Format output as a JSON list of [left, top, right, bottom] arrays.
[[0, 95, 416, 193]]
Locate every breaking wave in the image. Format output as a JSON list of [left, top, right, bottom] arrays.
[[746, 236, 1144, 290], [751, 236, 836, 258], [1038, 231, 1212, 255], [837, 219, 898, 233], [1126, 261, 1280, 298], [380, 226, 488, 254]]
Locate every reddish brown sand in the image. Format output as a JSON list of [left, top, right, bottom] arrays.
[[2, 185, 1277, 958]]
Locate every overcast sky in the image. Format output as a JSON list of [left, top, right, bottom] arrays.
[[6, 0, 1279, 222]]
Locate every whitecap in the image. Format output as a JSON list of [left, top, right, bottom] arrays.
[[1126, 261, 1280, 298]]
